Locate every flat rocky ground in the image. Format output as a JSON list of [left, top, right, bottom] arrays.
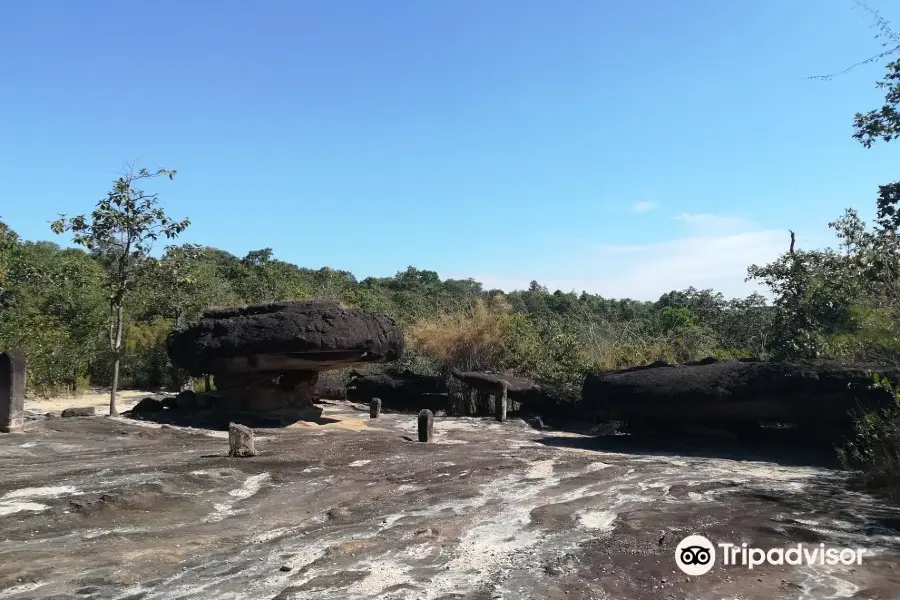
[[2, 400, 900, 600]]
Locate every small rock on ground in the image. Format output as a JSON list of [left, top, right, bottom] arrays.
[[61, 406, 96, 418]]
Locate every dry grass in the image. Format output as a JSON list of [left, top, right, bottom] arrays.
[[408, 295, 518, 373]]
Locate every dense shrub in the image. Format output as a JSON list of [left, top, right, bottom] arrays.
[[838, 373, 900, 501]]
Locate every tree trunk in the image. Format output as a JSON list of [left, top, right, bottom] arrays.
[[110, 302, 124, 416]]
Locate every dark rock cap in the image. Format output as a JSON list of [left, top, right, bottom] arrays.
[[166, 300, 404, 376]]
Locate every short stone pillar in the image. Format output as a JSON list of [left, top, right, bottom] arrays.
[[228, 422, 256, 457], [494, 384, 508, 423], [417, 409, 434, 442], [370, 397, 381, 418], [0, 351, 26, 434]]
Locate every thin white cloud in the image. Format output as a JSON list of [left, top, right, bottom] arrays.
[[671, 213, 754, 231], [450, 214, 818, 301], [631, 201, 658, 213]]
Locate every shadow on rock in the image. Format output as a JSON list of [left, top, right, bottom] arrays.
[[126, 405, 340, 430], [535, 429, 846, 469]]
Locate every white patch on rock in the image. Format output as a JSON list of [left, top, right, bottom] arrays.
[[206, 473, 270, 522], [348, 460, 371, 467], [0, 501, 49, 517], [228, 473, 270, 501], [346, 560, 412, 596], [0, 582, 47, 598], [578, 510, 617, 531], [525, 459, 555, 479], [795, 565, 861, 600], [585, 461, 613, 472], [3, 485, 77, 500], [0, 485, 78, 517]]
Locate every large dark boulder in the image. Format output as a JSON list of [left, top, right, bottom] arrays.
[[131, 397, 165, 413], [166, 301, 404, 376], [346, 369, 449, 412], [582, 358, 900, 426]]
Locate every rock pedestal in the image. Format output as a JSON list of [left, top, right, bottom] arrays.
[[0, 352, 25, 434], [214, 371, 320, 416]]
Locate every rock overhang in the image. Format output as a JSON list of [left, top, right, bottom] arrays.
[[166, 300, 405, 377]]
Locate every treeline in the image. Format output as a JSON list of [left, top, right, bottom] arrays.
[[0, 201, 897, 399]]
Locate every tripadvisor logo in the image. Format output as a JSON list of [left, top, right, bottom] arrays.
[[674, 534, 866, 576], [676, 535, 716, 576]]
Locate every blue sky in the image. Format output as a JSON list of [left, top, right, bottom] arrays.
[[1, 0, 898, 300]]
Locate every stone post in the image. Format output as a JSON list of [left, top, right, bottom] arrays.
[[370, 397, 381, 418], [495, 383, 508, 423], [417, 409, 433, 442], [228, 422, 256, 457], [0, 351, 25, 434]]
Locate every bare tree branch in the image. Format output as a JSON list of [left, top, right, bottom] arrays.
[[807, 0, 900, 80]]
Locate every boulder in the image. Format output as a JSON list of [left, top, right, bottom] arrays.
[[166, 300, 404, 377], [581, 358, 900, 426], [195, 391, 221, 410], [175, 390, 198, 412], [131, 398, 165, 413]]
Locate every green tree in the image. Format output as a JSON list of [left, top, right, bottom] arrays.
[[51, 166, 189, 415]]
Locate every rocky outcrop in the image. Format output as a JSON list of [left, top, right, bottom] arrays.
[[582, 358, 900, 427], [346, 369, 449, 412], [448, 368, 551, 406], [165, 301, 404, 421]]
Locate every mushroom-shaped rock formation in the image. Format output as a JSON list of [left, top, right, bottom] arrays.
[[166, 301, 404, 419]]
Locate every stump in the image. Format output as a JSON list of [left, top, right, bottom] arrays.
[[418, 409, 434, 442], [1, 352, 25, 433], [228, 422, 256, 457], [370, 397, 381, 418], [494, 384, 508, 422]]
